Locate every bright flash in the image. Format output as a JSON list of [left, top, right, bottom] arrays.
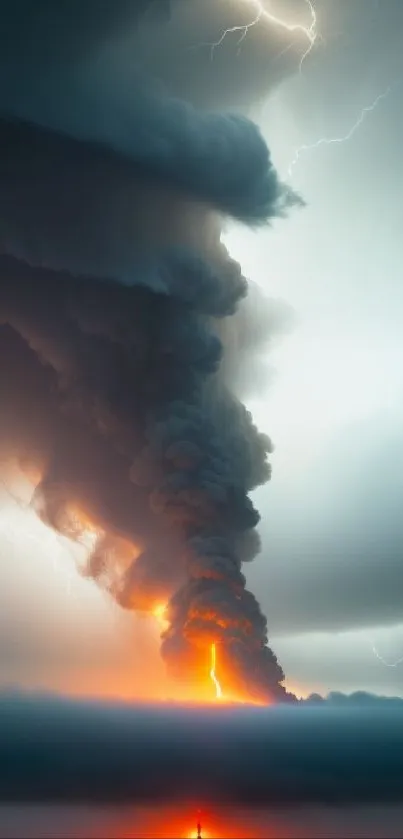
[[210, 642, 223, 700], [192, 0, 319, 72], [241, 0, 318, 71], [153, 603, 169, 629]]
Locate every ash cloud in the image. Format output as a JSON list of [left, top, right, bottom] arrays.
[[1, 691, 403, 805], [0, 0, 303, 702]]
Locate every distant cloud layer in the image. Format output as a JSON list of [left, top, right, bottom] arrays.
[[1, 691, 403, 806]]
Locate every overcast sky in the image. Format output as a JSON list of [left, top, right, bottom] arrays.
[[0, 0, 402, 702], [228, 0, 403, 697]]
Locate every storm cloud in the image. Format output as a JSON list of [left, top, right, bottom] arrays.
[[0, 0, 306, 702], [0, 0, 303, 117]]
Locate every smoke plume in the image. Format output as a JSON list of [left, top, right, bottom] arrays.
[[0, 0, 302, 702]]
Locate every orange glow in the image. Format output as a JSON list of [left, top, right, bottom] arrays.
[[187, 608, 253, 637], [209, 643, 223, 701], [0, 464, 276, 711], [109, 804, 266, 838], [64, 504, 104, 545], [153, 603, 169, 630], [154, 603, 167, 620], [65, 802, 281, 838]]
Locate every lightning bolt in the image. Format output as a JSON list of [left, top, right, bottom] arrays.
[[287, 87, 391, 178], [371, 643, 403, 669], [210, 642, 223, 700], [192, 0, 318, 73]]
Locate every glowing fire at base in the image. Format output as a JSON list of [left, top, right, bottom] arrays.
[[152, 605, 267, 705], [210, 642, 223, 701]]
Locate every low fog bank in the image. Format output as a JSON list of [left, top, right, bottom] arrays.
[[1, 690, 403, 806]]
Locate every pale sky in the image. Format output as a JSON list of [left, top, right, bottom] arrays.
[[225, 0, 403, 696]]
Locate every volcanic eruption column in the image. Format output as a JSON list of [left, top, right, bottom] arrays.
[[0, 2, 301, 703]]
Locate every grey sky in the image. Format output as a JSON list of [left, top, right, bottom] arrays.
[[231, 0, 403, 696]]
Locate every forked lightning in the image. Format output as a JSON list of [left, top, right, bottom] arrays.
[[196, 0, 318, 71]]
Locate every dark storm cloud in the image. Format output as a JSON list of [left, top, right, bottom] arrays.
[[120, 0, 305, 111], [0, 0, 155, 70], [0, 133, 293, 699], [1, 692, 403, 805], [0, 0, 303, 701], [0, 112, 297, 275], [0, 0, 303, 115], [0, 0, 301, 125]]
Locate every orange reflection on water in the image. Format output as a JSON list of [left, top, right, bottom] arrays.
[[108, 804, 279, 838]]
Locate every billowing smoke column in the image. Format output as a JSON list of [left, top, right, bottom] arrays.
[[0, 0, 301, 703]]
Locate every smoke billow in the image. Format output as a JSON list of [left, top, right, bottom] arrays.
[[0, 0, 303, 702]]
